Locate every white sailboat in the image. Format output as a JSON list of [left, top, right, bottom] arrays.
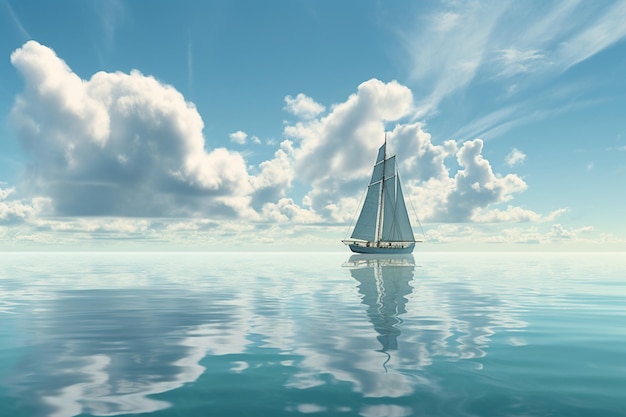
[[343, 138, 422, 254]]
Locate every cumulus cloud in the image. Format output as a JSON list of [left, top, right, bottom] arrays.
[[0, 185, 49, 225], [505, 148, 526, 166], [284, 93, 325, 119], [9, 41, 288, 219], [249, 140, 295, 211], [0, 188, 29, 225], [261, 198, 322, 224], [0, 186, 15, 200], [439, 139, 528, 222], [281, 81, 543, 225], [229, 131, 261, 145], [284, 79, 414, 221], [549, 224, 594, 240], [8, 41, 562, 237], [229, 130, 248, 144], [399, 137, 529, 223]]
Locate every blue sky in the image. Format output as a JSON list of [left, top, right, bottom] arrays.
[[1, 0, 625, 251]]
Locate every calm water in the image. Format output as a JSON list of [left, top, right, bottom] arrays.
[[0, 252, 625, 417]]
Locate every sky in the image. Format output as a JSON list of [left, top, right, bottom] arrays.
[[1, 0, 626, 251]]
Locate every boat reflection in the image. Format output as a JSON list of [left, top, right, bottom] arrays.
[[343, 254, 415, 355]]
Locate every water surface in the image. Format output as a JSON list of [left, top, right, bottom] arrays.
[[1, 252, 624, 417]]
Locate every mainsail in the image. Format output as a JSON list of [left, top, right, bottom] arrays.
[[349, 142, 415, 247]]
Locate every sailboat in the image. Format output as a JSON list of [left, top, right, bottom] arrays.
[[342, 138, 422, 254]]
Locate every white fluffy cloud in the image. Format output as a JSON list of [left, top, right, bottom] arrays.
[[284, 93, 325, 119], [282, 86, 533, 224], [229, 130, 248, 144], [8, 41, 564, 242], [0, 185, 49, 225], [249, 140, 295, 211], [0, 186, 15, 200], [505, 148, 526, 166], [440, 139, 528, 222], [9, 41, 286, 219], [284, 79, 415, 221]]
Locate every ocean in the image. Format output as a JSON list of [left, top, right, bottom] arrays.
[[1, 251, 624, 417]]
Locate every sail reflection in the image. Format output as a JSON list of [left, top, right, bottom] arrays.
[[344, 255, 415, 354]]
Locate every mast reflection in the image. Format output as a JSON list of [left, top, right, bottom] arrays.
[[344, 254, 415, 353]]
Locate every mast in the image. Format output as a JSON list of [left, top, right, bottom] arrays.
[[375, 135, 387, 244]]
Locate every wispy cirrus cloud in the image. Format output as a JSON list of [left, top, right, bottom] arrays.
[[406, 1, 508, 117], [187, 29, 193, 92], [4, 0, 31, 40], [555, 1, 626, 72], [495, 49, 544, 78], [93, 0, 125, 52], [403, 1, 626, 135]]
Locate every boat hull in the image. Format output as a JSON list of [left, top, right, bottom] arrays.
[[348, 243, 415, 254]]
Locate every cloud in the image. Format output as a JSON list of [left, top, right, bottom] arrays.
[[406, 1, 508, 116], [471, 206, 566, 223], [229, 130, 248, 144], [505, 148, 526, 166], [549, 223, 594, 240], [4, 0, 31, 40], [10, 42, 442, 226], [249, 141, 295, 211], [402, 1, 626, 136], [0, 185, 50, 225], [495, 49, 544, 78], [0, 193, 31, 225], [187, 29, 193, 90], [9, 41, 292, 219], [434, 139, 528, 222], [0, 186, 15, 200], [261, 198, 322, 224], [284, 93, 325, 119], [555, 1, 626, 73], [422, 221, 606, 248], [8, 41, 563, 241], [282, 83, 535, 225], [94, 0, 125, 52], [229, 130, 261, 145], [284, 79, 414, 221]]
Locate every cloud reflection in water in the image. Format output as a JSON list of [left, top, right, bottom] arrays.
[[0, 252, 530, 417]]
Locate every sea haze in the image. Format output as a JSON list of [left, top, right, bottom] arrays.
[[0, 252, 625, 417]]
